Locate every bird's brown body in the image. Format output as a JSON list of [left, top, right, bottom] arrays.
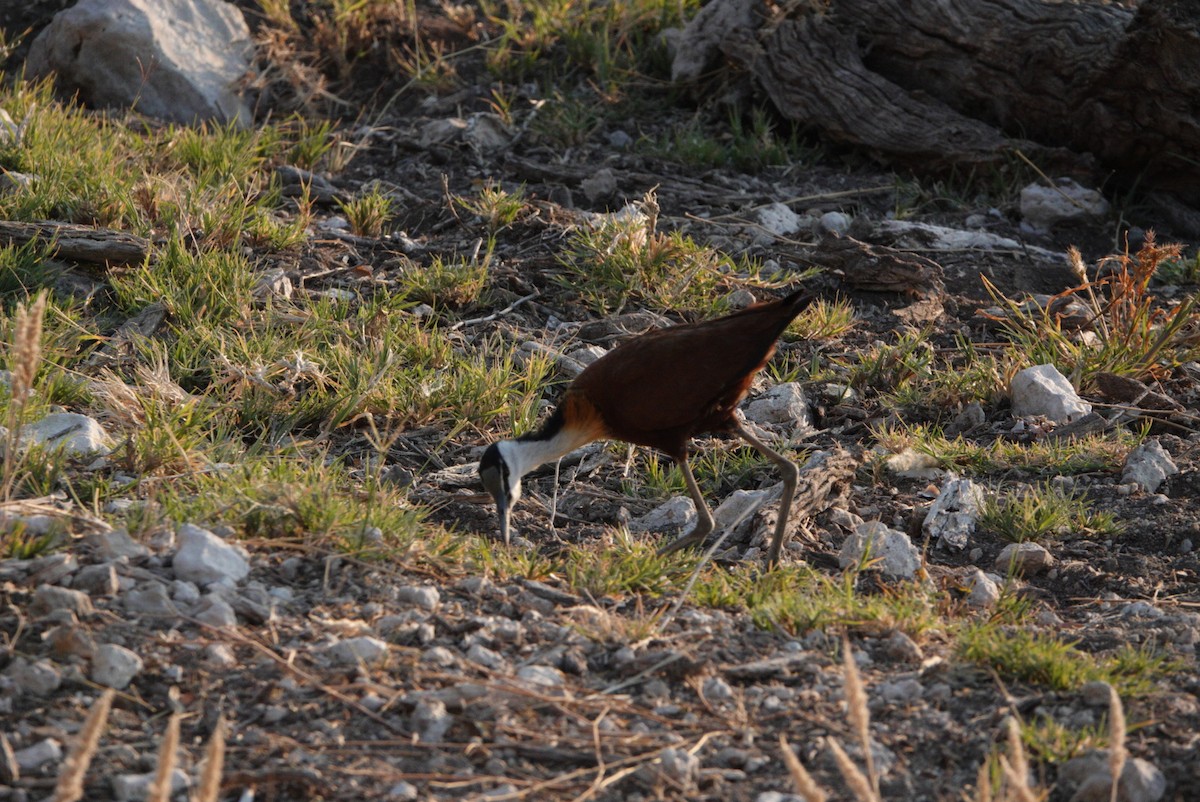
[[556, 289, 811, 459], [480, 288, 813, 565]]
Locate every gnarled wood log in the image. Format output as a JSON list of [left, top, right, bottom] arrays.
[[0, 220, 150, 266], [674, 0, 1200, 202]]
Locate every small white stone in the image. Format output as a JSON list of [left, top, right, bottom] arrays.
[[7, 657, 62, 696], [413, 698, 452, 742], [628, 496, 696, 534], [14, 738, 62, 771], [743, 382, 811, 428], [91, 643, 143, 689], [995, 542, 1054, 575], [112, 769, 190, 802], [387, 780, 420, 801], [517, 664, 565, 688], [878, 677, 924, 704], [702, 675, 735, 702], [1019, 179, 1110, 231], [466, 643, 506, 670], [173, 524, 250, 586], [30, 584, 93, 618], [1121, 439, 1179, 494], [757, 202, 802, 237], [72, 563, 120, 596], [329, 636, 389, 666], [923, 477, 986, 551], [21, 412, 113, 456], [965, 569, 1001, 609], [396, 585, 440, 611], [839, 521, 921, 579], [658, 747, 700, 787], [204, 643, 237, 669], [1011, 364, 1091, 423], [193, 594, 238, 628], [818, 210, 851, 236], [123, 581, 179, 617]]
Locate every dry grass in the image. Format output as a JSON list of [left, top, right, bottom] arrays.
[[147, 711, 181, 802], [2, 292, 46, 501], [50, 689, 114, 802], [197, 715, 227, 802]]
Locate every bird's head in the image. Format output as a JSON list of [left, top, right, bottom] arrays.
[[479, 441, 521, 545]]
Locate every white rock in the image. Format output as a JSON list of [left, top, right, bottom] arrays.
[[839, 521, 921, 579], [886, 447, 943, 480], [517, 664, 565, 688], [388, 781, 420, 800], [30, 552, 78, 585], [252, 268, 293, 300], [922, 477, 986, 550], [581, 168, 618, 203], [1121, 439, 1179, 494], [1011, 364, 1091, 423], [1060, 750, 1165, 802], [396, 585, 440, 611], [21, 412, 113, 456], [702, 675, 735, 703], [817, 211, 851, 236], [757, 203, 802, 237], [878, 677, 924, 704], [330, 636, 389, 666], [193, 594, 238, 627], [91, 643, 143, 689], [755, 792, 807, 802], [28, 0, 251, 126], [658, 747, 700, 787], [90, 528, 149, 560], [73, 563, 120, 596], [629, 496, 696, 534], [112, 769, 190, 801], [413, 698, 452, 742], [123, 581, 180, 618], [173, 524, 250, 586], [7, 657, 63, 696], [14, 738, 62, 771], [204, 643, 237, 669], [712, 488, 770, 534], [965, 569, 1002, 609], [1019, 179, 1110, 231], [30, 584, 93, 618], [995, 541, 1054, 575], [743, 383, 811, 428], [171, 579, 202, 605], [466, 643, 506, 670], [881, 630, 923, 663]]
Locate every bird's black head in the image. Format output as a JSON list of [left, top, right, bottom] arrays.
[[478, 441, 517, 545]]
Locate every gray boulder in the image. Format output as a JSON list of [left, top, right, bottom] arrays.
[[27, 0, 252, 126]]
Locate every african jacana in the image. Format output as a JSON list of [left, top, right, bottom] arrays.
[[478, 287, 813, 566]]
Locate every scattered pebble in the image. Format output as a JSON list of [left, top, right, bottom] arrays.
[[112, 769, 189, 801], [14, 738, 61, 772], [173, 524, 250, 586], [839, 521, 921, 580], [7, 657, 62, 696], [329, 636, 389, 666], [396, 585, 440, 611], [995, 542, 1054, 576], [91, 643, 144, 689]]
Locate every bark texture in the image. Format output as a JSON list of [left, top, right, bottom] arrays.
[[675, 0, 1200, 200]]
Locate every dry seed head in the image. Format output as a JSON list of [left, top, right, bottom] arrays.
[[51, 688, 114, 802], [827, 738, 879, 802], [779, 734, 829, 802], [1068, 247, 1088, 284], [1004, 716, 1030, 792], [842, 638, 878, 795], [197, 715, 226, 802], [147, 712, 181, 802], [10, 292, 47, 404], [1107, 684, 1127, 802]]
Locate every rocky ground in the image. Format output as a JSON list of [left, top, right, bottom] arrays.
[[2, 3, 1200, 802]]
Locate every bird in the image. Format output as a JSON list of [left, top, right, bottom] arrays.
[[478, 287, 814, 566]]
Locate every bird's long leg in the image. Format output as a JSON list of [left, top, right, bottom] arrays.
[[656, 454, 715, 555], [733, 421, 800, 567]]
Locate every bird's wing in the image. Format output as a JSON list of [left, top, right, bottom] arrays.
[[574, 313, 779, 435]]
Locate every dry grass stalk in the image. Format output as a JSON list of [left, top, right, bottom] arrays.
[[50, 688, 114, 802], [778, 733, 829, 802], [196, 714, 226, 802], [975, 759, 993, 802], [1005, 717, 1029, 793], [146, 711, 181, 802], [2, 292, 47, 501], [997, 754, 1038, 802], [827, 738, 880, 802], [842, 638, 879, 797], [1107, 684, 1127, 802]]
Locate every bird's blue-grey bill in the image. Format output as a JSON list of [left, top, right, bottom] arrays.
[[496, 496, 511, 546]]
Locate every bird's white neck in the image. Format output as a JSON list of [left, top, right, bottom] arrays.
[[499, 424, 593, 480]]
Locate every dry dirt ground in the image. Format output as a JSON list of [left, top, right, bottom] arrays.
[[3, 3, 1200, 802]]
